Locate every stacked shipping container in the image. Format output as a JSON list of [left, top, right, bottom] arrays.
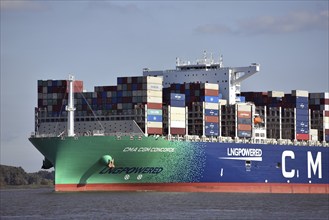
[[169, 93, 186, 135], [37, 80, 83, 117], [237, 104, 252, 138], [203, 83, 220, 136], [143, 77, 163, 135], [309, 92, 329, 142]]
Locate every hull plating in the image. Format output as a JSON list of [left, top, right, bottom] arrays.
[[29, 136, 329, 193]]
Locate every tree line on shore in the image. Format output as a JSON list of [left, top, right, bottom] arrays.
[[0, 164, 54, 187]]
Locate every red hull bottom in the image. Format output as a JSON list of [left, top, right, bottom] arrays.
[[55, 183, 329, 194]]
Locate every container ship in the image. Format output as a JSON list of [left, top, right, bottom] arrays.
[[29, 52, 329, 193]]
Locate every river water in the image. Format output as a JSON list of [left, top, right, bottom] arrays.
[[1, 188, 328, 219]]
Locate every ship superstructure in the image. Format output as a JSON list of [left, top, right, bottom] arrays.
[[143, 51, 260, 105], [30, 52, 329, 193]]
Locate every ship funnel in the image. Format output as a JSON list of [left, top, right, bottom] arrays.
[[66, 74, 76, 137]]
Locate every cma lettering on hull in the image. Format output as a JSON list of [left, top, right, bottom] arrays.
[[282, 151, 323, 179], [100, 167, 163, 175]]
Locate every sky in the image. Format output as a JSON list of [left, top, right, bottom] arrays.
[[1, 0, 328, 172]]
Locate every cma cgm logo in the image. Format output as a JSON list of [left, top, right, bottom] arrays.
[[282, 151, 322, 179], [219, 148, 263, 161]]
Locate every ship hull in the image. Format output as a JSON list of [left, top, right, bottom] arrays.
[[55, 183, 328, 193], [29, 136, 329, 193]]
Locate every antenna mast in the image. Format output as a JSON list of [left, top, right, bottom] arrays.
[[66, 74, 75, 137]]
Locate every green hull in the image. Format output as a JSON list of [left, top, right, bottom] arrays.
[[29, 136, 205, 185]]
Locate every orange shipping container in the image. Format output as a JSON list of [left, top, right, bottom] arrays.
[[147, 127, 163, 135], [147, 103, 163, 109], [238, 124, 252, 131], [205, 116, 219, 123], [205, 89, 219, 96], [170, 128, 186, 135], [296, 133, 309, 141], [237, 111, 251, 118]]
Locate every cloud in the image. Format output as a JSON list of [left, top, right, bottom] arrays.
[[0, 0, 48, 11], [239, 10, 329, 34], [195, 9, 329, 35]]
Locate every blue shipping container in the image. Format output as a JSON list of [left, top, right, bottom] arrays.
[[296, 102, 308, 109], [238, 130, 252, 138], [295, 96, 308, 103], [296, 108, 308, 116], [296, 127, 309, 134], [236, 96, 246, 103], [147, 115, 163, 122], [238, 118, 252, 124], [205, 122, 219, 130], [296, 121, 309, 128], [202, 96, 219, 103], [205, 130, 219, 136], [171, 93, 185, 101], [171, 100, 185, 107], [205, 109, 219, 116], [296, 114, 309, 121]]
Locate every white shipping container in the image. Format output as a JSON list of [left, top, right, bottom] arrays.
[[147, 96, 162, 103], [309, 129, 318, 136], [324, 123, 329, 129], [205, 102, 218, 110], [170, 114, 185, 121], [219, 99, 227, 105], [170, 107, 186, 115], [292, 90, 308, 97], [268, 91, 284, 98], [201, 83, 219, 90], [147, 76, 163, 84], [147, 84, 163, 91], [147, 121, 163, 128], [237, 104, 252, 111], [310, 134, 318, 141], [47, 105, 52, 111], [147, 109, 162, 115], [43, 87, 47, 93], [324, 117, 329, 124], [170, 120, 186, 128], [147, 90, 162, 97], [117, 103, 122, 109]]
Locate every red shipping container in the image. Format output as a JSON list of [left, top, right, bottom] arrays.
[[66, 80, 83, 93], [205, 116, 219, 123], [205, 89, 219, 96], [237, 111, 251, 118], [170, 128, 186, 135], [147, 103, 162, 109], [147, 127, 163, 135], [238, 124, 252, 131], [296, 133, 309, 141]]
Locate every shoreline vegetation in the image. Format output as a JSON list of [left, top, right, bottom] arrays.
[[0, 164, 54, 189]]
